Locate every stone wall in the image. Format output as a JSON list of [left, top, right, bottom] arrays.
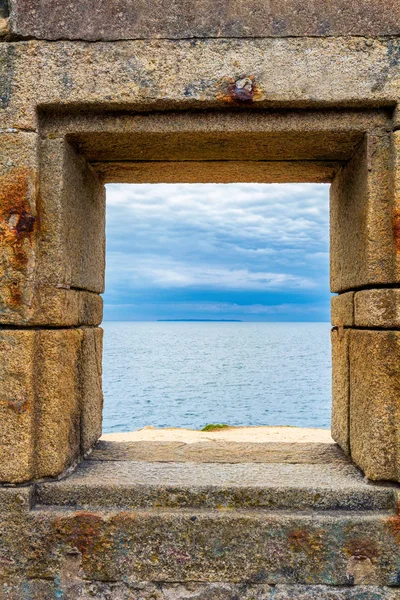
[[1, 0, 400, 597]]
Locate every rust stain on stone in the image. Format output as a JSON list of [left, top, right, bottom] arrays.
[[7, 397, 30, 414], [15, 211, 36, 234], [0, 167, 36, 306], [386, 502, 400, 543], [289, 529, 324, 555], [393, 210, 400, 253], [344, 538, 379, 562], [218, 76, 261, 104], [53, 512, 106, 557]]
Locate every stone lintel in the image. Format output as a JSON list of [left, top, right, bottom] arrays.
[[1, 40, 399, 132], [7, 0, 400, 41]]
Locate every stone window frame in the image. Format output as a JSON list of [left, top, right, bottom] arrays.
[[2, 105, 400, 483]]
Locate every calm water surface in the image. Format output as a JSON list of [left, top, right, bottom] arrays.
[[102, 322, 332, 433]]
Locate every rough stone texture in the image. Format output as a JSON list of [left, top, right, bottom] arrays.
[[39, 138, 105, 293], [0, 133, 104, 325], [45, 109, 387, 146], [0, 329, 37, 482], [2, 506, 399, 585], [1, 0, 400, 592], [393, 106, 400, 130], [0, 487, 33, 513], [0, 327, 103, 483], [355, 289, 400, 328], [36, 459, 396, 511], [31, 329, 84, 480], [0, 132, 38, 322], [98, 160, 341, 184], [0, 288, 103, 326], [0, 580, 272, 600], [393, 131, 400, 279], [2, 444, 400, 592], [331, 293, 354, 327], [273, 586, 400, 599], [2, 581, 400, 600], [349, 330, 400, 481], [330, 133, 394, 292], [51, 109, 387, 185], [80, 327, 103, 456], [1, 39, 400, 131], [91, 439, 345, 464], [64, 116, 367, 163], [7, 0, 400, 41], [331, 328, 350, 456]]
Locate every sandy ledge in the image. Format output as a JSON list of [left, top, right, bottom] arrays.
[[101, 426, 334, 444]]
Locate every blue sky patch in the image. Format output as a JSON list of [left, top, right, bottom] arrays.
[[104, 183, 330, 322]]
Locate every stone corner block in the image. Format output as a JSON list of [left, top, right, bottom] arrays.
[[349, 329, 400, 482], [0, 327, 103, 483], [331, 292, 354, 327]]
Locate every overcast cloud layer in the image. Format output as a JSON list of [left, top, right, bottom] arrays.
[[104, 183, 330, 321]]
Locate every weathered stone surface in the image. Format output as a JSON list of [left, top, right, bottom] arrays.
[[1, 39, 400, 131], [1, 1, 400, 591], [50, 109, 387, 184], [39, 138, 105, 293], [0, 132, 38, 322], [7, 0, 400, 41], [330, 133, 393, 292], [273, 585, 400, 599], [36, 459, 396, 511], [0, 133, 105, 324], [101, 160, 340, 184], [331, 328, 350, 456], [0, 17, 9, 39], [33, 328, 83, 480], [44, 109, 389, 142], [354, 289, 400, 328], [0, 287, 103, 326], [8, 507, 400, 585], [0, 487, 33, 513], [349, 330, 400, 481], [0, 327, 102, 483], [393, 131, 400, 280], [0, 1, 9, 19], [3, 580, 400, 600], [80, 327, 103, 456], [91, 439, 346, 464], [0, 329, 36, 482], [0, 580, 271, 600], [331, 293, 354, 327]]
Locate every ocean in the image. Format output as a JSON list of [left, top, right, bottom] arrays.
[[102, 322, 332, 433]]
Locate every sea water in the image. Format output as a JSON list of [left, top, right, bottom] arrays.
[[102, 322, 332, 433]]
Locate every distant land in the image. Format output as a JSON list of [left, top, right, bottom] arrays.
[[157, 319, 243, 322]]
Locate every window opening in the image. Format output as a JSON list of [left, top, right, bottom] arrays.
[[102, 183, 330, 433]]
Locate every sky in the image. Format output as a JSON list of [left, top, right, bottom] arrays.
[[104, 183, 330, 322]]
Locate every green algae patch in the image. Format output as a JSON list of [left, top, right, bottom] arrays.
[[201, 423, 230, 432]]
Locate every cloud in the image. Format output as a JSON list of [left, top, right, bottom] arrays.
[[104, 183, 330, 321]]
